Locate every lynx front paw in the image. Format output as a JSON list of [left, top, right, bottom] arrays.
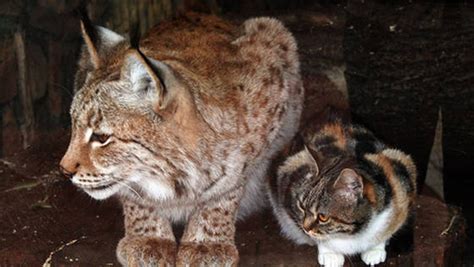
[[318, 252, 345, 267], [361, 247, 386, 266], [116, 236, 177, 267], [176, 242, 238, 267]]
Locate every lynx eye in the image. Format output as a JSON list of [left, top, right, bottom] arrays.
[[90, 133, 111, 144], [318, 213, 330, 223]]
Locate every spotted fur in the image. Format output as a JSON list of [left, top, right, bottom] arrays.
[[60, 13, 303, 266], [268, 113, 416, 267]]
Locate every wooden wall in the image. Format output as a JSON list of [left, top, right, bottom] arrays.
[[0, 0, 327, 156], [0, 0, 214, 156]]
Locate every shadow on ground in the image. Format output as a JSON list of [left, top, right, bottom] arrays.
[[0, 129, 465, 266]]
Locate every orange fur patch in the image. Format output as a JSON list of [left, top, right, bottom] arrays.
[[322, 123, 346, 149], [365, 153, 410, 240], [363, 181, 377, 206], [382, 149, 417, 194]]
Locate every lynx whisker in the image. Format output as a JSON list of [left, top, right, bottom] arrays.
[[112, 176, 143, 200]]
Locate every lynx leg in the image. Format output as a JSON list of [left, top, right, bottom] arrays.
[[176, 188, 242, 267], [117, 199, 177, 267]]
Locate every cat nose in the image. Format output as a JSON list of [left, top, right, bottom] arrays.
[[303, 216, 315, 232], [305, 229, 316, 236], [303, 225, 313, 233]]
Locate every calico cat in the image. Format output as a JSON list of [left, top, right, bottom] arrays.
[[268, 111, 417, 267]]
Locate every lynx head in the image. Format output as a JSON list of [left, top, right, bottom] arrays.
[[281, 145, 373, 240], [60, 19, 200, 200]]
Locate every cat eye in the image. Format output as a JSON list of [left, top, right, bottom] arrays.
[[90, 133, 111, 144], [318, 213, 330, 223]]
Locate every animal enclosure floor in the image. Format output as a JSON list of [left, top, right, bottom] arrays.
[[0, 4, 468, 266], [0, 132, 465, 266]]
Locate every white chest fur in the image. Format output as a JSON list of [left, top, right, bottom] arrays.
[[319, 206, 393, 255]]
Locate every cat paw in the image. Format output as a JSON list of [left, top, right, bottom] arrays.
[[361, 248, 387, 266], [176, 242, 239, 267], [116, 236, 177, 267], [318, 252, 345, 267]]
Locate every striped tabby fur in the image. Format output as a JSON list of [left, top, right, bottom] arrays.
[[268, 112, 417, 267]]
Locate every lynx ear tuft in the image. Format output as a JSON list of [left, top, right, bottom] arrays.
[[80, 24, 125, 69], [73, 5, 126, 91], [77, 4, 125, 69]]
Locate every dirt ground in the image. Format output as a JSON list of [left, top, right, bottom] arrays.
[[0, 133, 465, 266], [0, 5, 468, 267]]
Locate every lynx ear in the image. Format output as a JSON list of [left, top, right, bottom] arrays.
[[79, 20, 125, 69], [122, 50, 182, 112], [334, 168, 363, 201], [304, 144, 320, 176]]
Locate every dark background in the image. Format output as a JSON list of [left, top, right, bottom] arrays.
[[0, 0, 472, 265]]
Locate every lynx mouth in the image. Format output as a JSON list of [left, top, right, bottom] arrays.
[[84, 183, 114, 191], [83, 183, 120, 200], [71, 178, 120, 200]]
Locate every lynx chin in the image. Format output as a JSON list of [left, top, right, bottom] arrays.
[[60, 13, 303, 266]]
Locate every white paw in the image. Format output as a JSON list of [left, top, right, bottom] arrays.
[[361, 248, 387, 266], [318, 252, 345, 267]]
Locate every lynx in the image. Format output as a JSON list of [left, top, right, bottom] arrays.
[[60, 13, 303, 266]]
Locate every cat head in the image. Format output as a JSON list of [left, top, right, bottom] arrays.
[[59, 18, 203, 200], [282, 145, 372, 240]]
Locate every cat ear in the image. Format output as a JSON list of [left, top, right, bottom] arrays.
[[304, 144, 320, 176], [333, 168, 363, 201], [79, 19, 125, 69], [121, 50, 182, 112]]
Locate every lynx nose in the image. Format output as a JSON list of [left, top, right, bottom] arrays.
[[59, 165, 75, 179], [59, 157, 79, 179]]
